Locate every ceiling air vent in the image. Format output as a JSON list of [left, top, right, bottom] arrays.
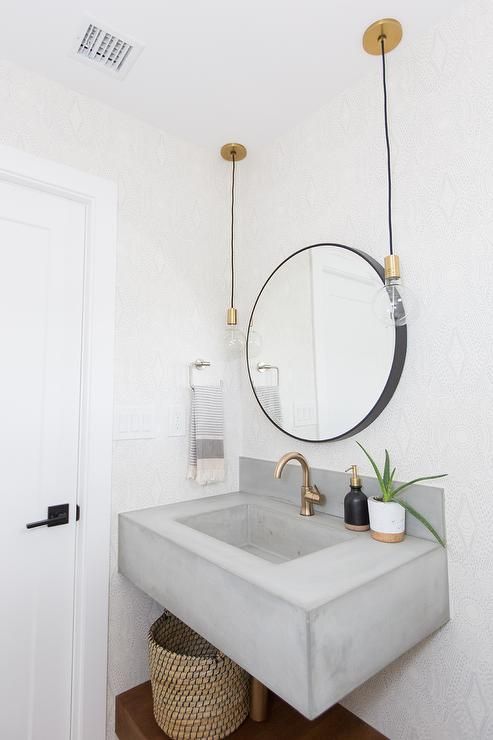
[[74, 20, 143, 79]]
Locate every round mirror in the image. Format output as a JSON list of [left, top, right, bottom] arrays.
[[246, 243, 406, 442]]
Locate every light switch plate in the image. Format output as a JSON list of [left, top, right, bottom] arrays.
[[294, 402, 317, 428], [114, 405, 157, 440], [168, 404, 186, 437]]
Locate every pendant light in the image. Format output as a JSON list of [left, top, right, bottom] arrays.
[[221, 143, 247, 355], [363, 19, 418, 326]]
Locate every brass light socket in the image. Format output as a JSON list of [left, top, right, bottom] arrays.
[[227, 307, 238, 325], [384, 254, 401, 280]]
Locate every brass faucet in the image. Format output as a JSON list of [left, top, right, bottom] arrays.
[[274, 452, 321, 516]]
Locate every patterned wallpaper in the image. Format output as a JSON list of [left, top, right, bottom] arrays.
[[238, 1, 493, 737], [0, 60, 243, 738]]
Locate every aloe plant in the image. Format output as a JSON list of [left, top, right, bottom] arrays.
[[356, 442, 447, 547]]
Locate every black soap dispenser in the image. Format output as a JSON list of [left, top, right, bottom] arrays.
[[344, 465, 369, 531]]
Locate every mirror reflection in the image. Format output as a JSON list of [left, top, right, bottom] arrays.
[[247, 244, 405, 441]]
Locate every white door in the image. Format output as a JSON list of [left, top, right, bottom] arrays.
[[0, 179, 86, 740]]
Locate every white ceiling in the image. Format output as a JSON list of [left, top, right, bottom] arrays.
[[2, 0, 465, 149]]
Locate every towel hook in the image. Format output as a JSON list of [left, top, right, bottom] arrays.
[[189, 359, 211, 389], [257, 362, 280, 387]]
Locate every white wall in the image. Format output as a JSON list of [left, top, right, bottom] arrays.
[[0, 60, 243, 738], [239, 0, 493, 737]]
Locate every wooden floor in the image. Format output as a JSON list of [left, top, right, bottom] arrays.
[[116, 682, 387, 740]]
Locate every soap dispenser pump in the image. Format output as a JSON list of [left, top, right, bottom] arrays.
[[344, 465, 369, 532]]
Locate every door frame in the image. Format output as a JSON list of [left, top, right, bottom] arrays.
[[0, 144, 117, 740]]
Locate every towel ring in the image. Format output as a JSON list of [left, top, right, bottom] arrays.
[[257, 362, 279, 387], [189, 359, 211, 388]]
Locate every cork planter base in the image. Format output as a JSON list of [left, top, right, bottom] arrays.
[[371, 529, 405, 543], [368, 498, 405, 543]]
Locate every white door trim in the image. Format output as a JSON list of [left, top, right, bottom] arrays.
[[0, 144, 117, 740]]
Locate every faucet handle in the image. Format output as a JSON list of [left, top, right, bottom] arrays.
[[304, 484, 321, 503]]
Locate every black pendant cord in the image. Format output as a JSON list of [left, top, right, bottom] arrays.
[[230, 153, 236, 309], [380, 36, 394, 256]]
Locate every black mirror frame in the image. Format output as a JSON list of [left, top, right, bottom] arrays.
[[246, 242, 407, 442]]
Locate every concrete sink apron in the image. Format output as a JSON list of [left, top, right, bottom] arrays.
[[119, 491, 449, 719]]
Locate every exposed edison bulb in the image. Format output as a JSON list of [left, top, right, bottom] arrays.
[[224, 307, 245, 356], [373, 255, 419, 327], [224, 326, 245, 355], [373, 277, 418, 327], [247, 325, 262, 359]]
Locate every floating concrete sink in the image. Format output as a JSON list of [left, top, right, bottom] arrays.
[[178, 503, 354, 563], [119, 489, 449, 719]]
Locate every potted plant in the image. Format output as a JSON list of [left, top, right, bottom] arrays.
[[357, 442, 446, 545]]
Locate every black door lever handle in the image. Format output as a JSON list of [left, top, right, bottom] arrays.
[[26, 503, 69, 529]]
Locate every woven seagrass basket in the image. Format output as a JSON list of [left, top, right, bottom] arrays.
[[148, 612, 249, 740]]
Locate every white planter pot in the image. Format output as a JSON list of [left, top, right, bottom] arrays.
[[368, 497, 405, 543]]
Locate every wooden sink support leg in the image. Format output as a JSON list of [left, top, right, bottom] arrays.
[[250, 677, 269, 722]]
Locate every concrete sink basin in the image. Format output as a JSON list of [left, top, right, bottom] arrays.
[[178, 503, 353, 563], [119, 490, 449, 719]]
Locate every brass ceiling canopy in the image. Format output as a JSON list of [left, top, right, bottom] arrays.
[[363, 18, 402, 55], [220, 143, 247, 161]]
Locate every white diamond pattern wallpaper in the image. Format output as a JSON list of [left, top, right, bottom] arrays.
[[237, 1, 493, 738]]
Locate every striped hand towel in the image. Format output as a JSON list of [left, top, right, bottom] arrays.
[[255, 385, 282, 426], [187, 385, 225, 485]]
